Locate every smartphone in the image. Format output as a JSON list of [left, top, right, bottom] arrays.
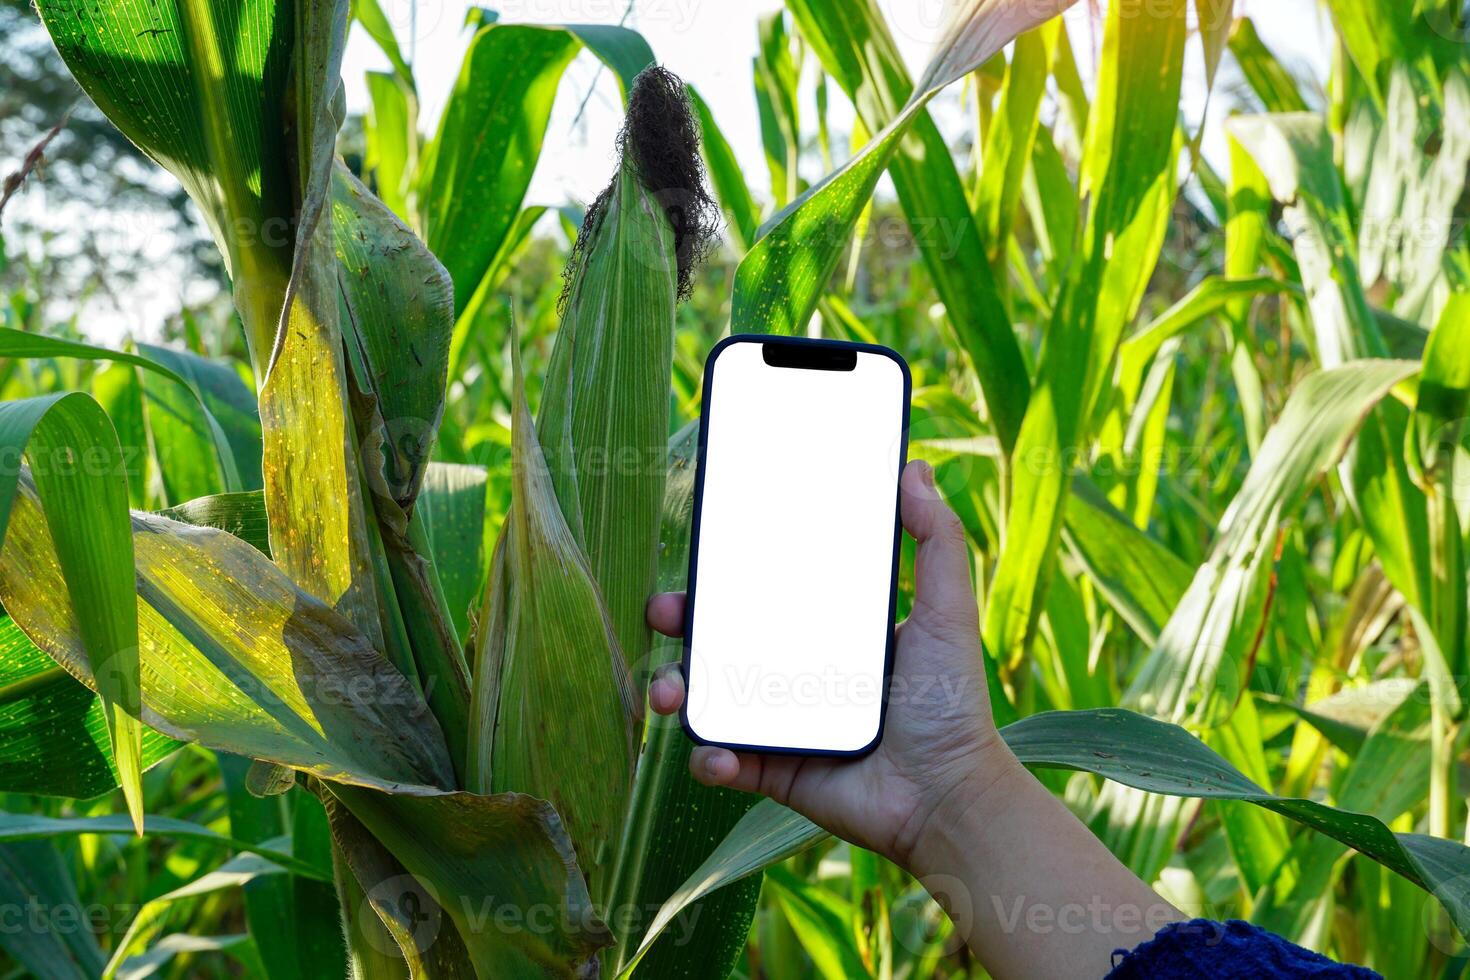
[[681, 335, 911, 757]]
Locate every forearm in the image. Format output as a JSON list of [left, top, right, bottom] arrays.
[[904, 745, 1183, 980]]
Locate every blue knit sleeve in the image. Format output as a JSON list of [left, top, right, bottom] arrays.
[[1105, 919, 1382, 978]]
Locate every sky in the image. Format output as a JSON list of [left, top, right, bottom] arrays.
[[7, 0, 1336, 342]]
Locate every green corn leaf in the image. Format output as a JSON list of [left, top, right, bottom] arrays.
[[318, 790, 474, 977], [163, 487, 432, 746], [627, 707, 1470, 964], [1117, 335, 1179, 527], [1411, 294, 1470, 684], [1261, 679, 1424, 759], [0, 329, 249, 496], [1205, 692, 1295, 899], [333, 161, 454, 510], [1226, 17, 1310, 113], [113, 934, 260, 980], [0, 393, 144, 831], [352, 0, 413, 85], [973, 22, 1058, 261], [156, 491, 272, 556], [3, 475, 609, 973], [617, 798, 829, 977], [1115, 276, 1293, 406], [1023, 125, 1081, 288], [755, 12, 803, 206], [90, 363, 152, 510], [420, 23, 654, 315], [772, 0, 1054, 451], [0, 617, 179, 799], [365, 70, 415, 221], [217, 756, 340, 980], [32, 0, 298, 367], [1228, 112, 1386, 363], [136, 342, 263, 495], [1255, 683, 1434, 941], [1006, 708, 1470, 940], [0, 840, 107, 980], [419, 25, 580, 314], [447, 205, 548, 390], [764, 866, 869, 980], [1126, 359, 1421, 725], [1224, 132, 1273, 451], [1352, 396, 1432, 621], [1354, 68, 1470, 326], [470, 344, 637, 901], [1323, 0, 1460, 108], [0, 811, 326, 880], [419, 463, 491, 642], [730, 99, 919, 337], [104, 851, 287, 979], [985, 0, 1187, 679], [560, 24, 659, 97], [0, 474, 457, 794], [1038, 568, 1108, 711], [1062, 479, 1194, 647]]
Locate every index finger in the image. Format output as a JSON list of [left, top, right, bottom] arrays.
[[646, 591, 687, 637]]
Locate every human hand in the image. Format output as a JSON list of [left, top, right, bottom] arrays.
[[645, 459, 1022, 870]]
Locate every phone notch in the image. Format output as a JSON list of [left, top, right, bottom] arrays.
[[761, 341, 857, 372]]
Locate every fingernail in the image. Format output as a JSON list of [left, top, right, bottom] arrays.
[[918, 460, 935, 487], [704, 756, 721, 778]]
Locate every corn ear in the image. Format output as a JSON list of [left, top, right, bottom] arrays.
[[471, 340, 638, 902], [537, 66, 717, 686]]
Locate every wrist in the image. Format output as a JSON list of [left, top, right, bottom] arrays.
[[890, 735, 1027, 875]]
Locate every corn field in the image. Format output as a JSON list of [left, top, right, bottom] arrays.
[[0, 0, 1468, 976]]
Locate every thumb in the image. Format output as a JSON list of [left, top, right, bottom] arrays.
[[900, 460, 979, 634]]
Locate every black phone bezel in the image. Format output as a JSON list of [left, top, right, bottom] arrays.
[[678, 333, 912, 758]]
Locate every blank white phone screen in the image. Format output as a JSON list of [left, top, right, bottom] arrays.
[[686, 340, 907, 753]]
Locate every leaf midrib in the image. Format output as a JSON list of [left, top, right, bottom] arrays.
[[178, 0, 269, 289]]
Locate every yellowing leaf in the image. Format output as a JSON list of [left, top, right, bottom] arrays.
[[0, 474, 455, 793]]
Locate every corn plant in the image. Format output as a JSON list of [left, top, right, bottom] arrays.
[[0, 0, 1468, 977]]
